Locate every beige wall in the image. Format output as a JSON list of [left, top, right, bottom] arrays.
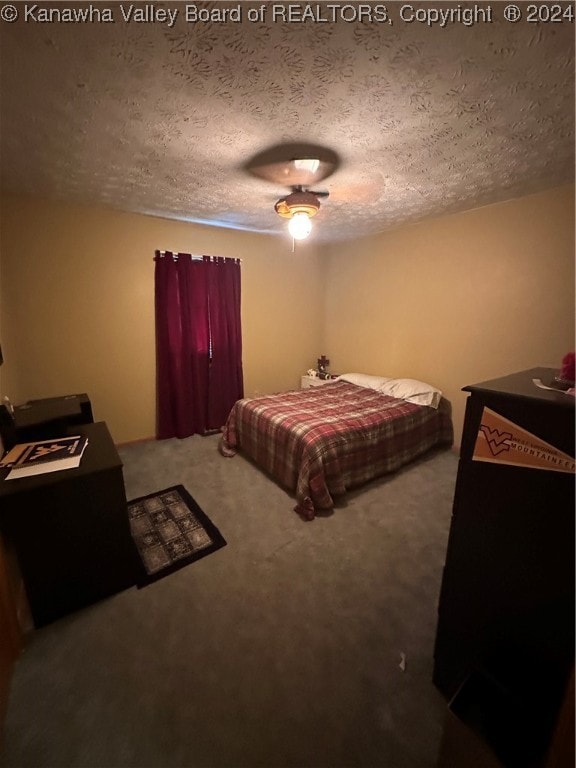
[[322, 184, 575, 445], [0, 197, 324, 442], [2, 185, 573, 447]]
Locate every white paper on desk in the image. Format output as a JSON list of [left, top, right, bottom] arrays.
[[5, 456, 82, 480], [532, 378, 573, 394]]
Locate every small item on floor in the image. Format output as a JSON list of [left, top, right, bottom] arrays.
[[399, 652, 407, 672]]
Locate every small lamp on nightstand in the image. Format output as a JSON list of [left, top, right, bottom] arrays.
[[317, 355, 330, 379]]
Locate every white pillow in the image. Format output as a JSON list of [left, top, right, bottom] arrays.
[[379, 378, 442, 409], [337, 373, 392, 391]]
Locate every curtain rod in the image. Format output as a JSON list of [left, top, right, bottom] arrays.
[[155, 250, 241, 263]]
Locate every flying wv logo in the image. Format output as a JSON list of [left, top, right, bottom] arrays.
[[480, 425, 512, 456], [473, 407, 574, 473]]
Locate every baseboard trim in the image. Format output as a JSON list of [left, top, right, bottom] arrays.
[[116, 436, 157, 448]]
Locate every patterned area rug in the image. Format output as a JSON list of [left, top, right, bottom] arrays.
[[127, 485, 226, 586]]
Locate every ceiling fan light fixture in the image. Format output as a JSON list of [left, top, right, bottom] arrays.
[[274, 188, 324, 241], [288, 212, 312, 240], [293, 158, 320, 175], [274, 190, 321, 219]]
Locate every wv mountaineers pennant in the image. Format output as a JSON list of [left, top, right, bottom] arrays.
[[473, 407, 575, 474]]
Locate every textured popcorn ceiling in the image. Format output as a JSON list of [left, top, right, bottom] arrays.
[[0, 2, 574, 242]]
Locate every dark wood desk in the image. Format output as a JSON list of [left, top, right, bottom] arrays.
[[0, 422, 139, 627]]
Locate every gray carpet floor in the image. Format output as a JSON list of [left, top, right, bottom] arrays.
[[1, 434, 458, 768]]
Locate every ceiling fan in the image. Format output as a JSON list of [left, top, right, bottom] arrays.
[[244, 144, 340, 240], [274, 183, 330, 240]]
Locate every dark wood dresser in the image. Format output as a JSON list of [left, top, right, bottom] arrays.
[[433, 368, 574, 765], [0, 422, 139, 628]]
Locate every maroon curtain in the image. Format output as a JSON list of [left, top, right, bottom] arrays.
[[155, 252, 243, 439]]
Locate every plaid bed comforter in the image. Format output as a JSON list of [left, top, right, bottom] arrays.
[[220, 380, 453, 519]]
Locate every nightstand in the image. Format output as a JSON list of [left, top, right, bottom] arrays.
[[301, 375, 334, 389]]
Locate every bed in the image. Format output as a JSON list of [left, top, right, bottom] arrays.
[[220, 374, 453, 520]]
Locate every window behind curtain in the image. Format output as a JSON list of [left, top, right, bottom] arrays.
[[154, 251, 243, 439]]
